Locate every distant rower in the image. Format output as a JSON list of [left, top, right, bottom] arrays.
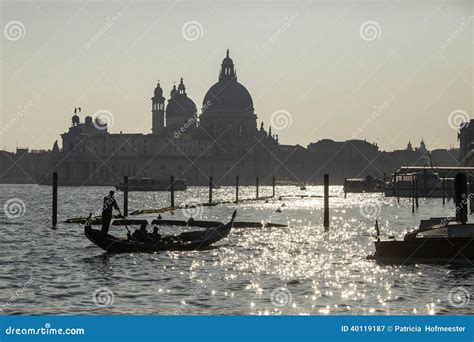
[[101, 191, 120, 234]]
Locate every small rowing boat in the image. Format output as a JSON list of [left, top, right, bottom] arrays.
[[85, 211, 236, 253]]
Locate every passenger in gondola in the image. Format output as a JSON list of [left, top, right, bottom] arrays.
[[101, 191, 120, 234], [187, 216, 196, 226], [151, 226, 161, 243], [132, 222, 148, 242]]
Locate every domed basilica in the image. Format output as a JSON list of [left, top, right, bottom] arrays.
[[55, 50, 281, 186], [151, 50, 277, 155]]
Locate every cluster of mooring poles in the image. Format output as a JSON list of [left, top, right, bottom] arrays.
[[52, 173, 333, 229]]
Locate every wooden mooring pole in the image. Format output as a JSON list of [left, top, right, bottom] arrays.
[[415, 176, 419, 209], [235, 176, 239, 203], [344, 178, 347, 199], [324, 174, 329, 230], [272, 176, 276, 198], [256, 177, 259, 199], [52, 172, 58, 228], [170, 176, 175, 208], [209, 176, 213, 204], [411, 177, 415, 213], [470, 175, 473, 214], [442, 177, 446, 205], [123, 176, 129, 217]]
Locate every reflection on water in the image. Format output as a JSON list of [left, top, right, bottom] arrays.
[[0, 184, 473, 315]]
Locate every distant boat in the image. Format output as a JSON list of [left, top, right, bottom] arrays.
[[85, 211, 236, 253], [115, 178, 187, 192], [300, 184, 306, 190], [384, 169, 447, 198], [344, 175, 386, 193]]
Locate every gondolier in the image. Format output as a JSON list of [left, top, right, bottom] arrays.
[[101, 191, 120, 234]]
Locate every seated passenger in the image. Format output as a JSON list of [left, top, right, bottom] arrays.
[[151, 226, 161, 243], [132, 223, 149, 242]]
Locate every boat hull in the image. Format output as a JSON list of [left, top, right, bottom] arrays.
[[374, 238, 474, 265], [85, 220, 233, 253]]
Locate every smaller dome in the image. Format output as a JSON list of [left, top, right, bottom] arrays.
[[165, 78, 197, 124], [166, 96, 197, 116]]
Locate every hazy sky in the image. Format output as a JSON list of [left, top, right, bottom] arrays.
[[1, 0, 472, 152]]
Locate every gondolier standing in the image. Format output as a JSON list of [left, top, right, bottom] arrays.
[[101, 191, 120, 234]]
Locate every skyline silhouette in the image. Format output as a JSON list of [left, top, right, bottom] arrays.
[[1, 0, 472, 152]]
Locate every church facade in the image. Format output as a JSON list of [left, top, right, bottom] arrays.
[[50, 51, 280, 186]]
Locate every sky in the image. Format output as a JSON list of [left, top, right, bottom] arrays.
[[0, 0, 473, 153]]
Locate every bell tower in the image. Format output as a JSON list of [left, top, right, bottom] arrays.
[[151, 81, 165, 134]]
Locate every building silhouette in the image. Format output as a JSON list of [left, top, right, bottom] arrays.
[[47, 51, 279, 186], [0, 51, 461, 186]]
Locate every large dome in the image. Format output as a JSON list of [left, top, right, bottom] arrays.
[[202, 50, 254, 115], [203, 79, 254, 113]]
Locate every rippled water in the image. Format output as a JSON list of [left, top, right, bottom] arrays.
[[0, 184, 473, 315]]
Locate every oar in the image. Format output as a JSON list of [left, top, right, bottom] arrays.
[[117, 209, 131, 233], [375, 219, 380, 241]]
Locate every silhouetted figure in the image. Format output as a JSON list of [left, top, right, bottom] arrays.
[[152, 226, 161, 243], [132, 222, 151, 243], [101, 191, 119, 234], [157, 214, 162, 220]]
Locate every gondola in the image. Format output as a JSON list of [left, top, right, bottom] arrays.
[[85, 211, 236, 254]]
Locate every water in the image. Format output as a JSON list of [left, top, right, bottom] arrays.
[[0, 184, 473, 315]]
